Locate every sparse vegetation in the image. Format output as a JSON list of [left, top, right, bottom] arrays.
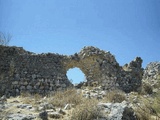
[[103, 89, 126, 103], [141, 82, 153, 95], [70, 99, 102, 120], [151, 91, 160, 117], [1, 87, 160, 120], [135, 106, 151, 120], [48, 89, 83, 108], [0, 32, 12, 46], [20, 91, 42, 105], [127, 90, 160, 120]]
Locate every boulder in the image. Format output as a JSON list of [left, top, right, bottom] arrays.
[[7, 113, 36, 120], [98, 101, 137, 120]]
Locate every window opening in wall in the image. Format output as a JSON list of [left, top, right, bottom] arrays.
[[66, 67, 86, 85]]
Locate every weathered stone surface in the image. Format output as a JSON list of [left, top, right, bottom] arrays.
[[0, 95, 7, 104], [0, 45, 144, 95], [39, 102, 55, 110], [17, 104, 32, 109], [142, 62, 160, 93], [98, 101, 137, 120], [7, 113, 36, 120], [143, 62, 160, 82], [48, 112, 62, 119], [39, 111, 48, 120], [64, 104, 72, 110]]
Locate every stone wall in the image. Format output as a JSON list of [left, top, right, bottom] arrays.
[[142, 62, 160, 89], [0, 45, 143, 96]]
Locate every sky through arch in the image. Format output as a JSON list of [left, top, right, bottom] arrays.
[[66, 67, 86, 84]]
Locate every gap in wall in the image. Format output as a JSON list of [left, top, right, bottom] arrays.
[[66, 67, 86, 85]]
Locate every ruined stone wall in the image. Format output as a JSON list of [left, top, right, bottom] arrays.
[[0, 45, 143, 96], [142, 62, 160, 88]]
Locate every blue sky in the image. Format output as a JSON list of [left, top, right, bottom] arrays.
[[0, 0, 160, 83]]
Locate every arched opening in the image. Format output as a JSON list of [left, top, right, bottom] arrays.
[[66, 67, 86, 85]]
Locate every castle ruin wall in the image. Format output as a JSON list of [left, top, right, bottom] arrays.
[[0, 45, 143, 96]]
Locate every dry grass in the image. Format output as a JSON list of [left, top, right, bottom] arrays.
[[48, 88, 104, 120], [20, 91, 43, 105], [151, 91, 160, 118], [129, 91, 160, 120], [14, 87, 160, 120], [141, 90, 160, 118], [103, 89, 126, 103], [141, 82, 153, 95], [70, 99, 103, 120], [0, 96, 39, 120], [20, 91, 31, 97], [48, 88, 84, 108], [135, 106, 152, 120], [128, 94, 152, 120]]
